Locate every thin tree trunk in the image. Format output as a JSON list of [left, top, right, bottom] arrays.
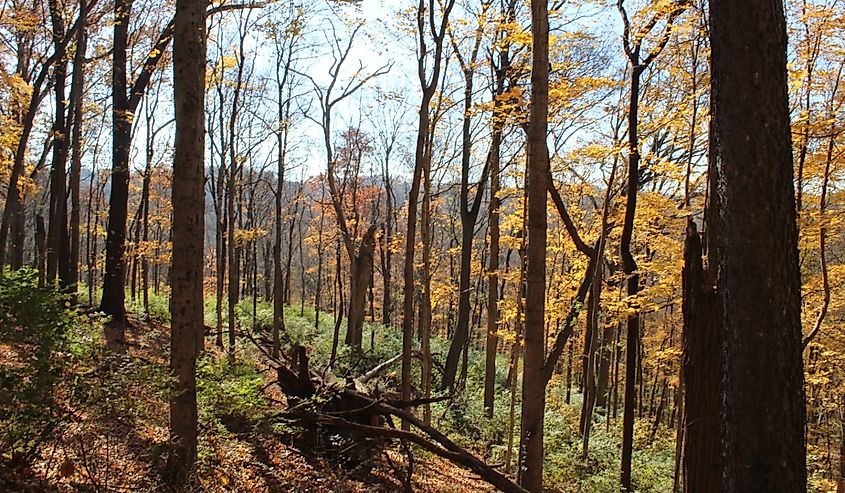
[[35, 215, 47, 286], [401, 0, 453, 429], [420, 154, 433, 425], [68, 0, 87, 301]]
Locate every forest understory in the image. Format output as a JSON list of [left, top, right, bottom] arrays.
[[0, 279, 697, 493]]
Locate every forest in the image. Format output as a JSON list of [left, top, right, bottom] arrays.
[[0, 0, 842, 490]]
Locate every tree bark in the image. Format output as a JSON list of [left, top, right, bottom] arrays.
[[68, 0, 88, 300], [681, 221, 719, 492], [518, 0, 549, 488], [166, 0, 206, 481], [711, 0, 807, 490]]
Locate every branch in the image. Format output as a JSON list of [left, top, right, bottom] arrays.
[[128, 2, 266, 113], [617, 0, 633, 61], [641, 4, 686, 68], [547, 167, 595, 258], [358, 354, 402, 383], [541, 239, 600, 385], [297, 412, 527, 493]]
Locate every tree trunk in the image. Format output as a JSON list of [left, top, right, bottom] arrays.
[[711, 0, 807, 490], [35, 214, 46, 286], [101, 0, 133, 341], [581, 257, 603, 457], [596, 320, 614, 409], [47, 0, 70, 288], [619, 64, 643, 492], [838, 393, 844, 493], [68, 0, 87, 301], [330, 240, 344, 365], [483, 129, 501, 417], [227, 165, 239, 360], [441, 5, 490, 391], [166, 0, 205, 481], [681, 221, 719, 492], [381, 169, 393, 326], [518, 0, 549, 487], [420, 154, 433, 425], [402, 0, 454, 429], [346, 227, 376, 351]]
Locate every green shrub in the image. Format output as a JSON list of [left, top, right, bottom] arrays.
[[196, 353, 271, 434], [0, 269, 73, 464]]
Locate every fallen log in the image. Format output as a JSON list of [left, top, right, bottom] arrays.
[[295, 412, 527, 493], [250, 338, 526, 492]]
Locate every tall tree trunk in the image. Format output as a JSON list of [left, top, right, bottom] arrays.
[[272, 97, 290, 358], [802, 127, 836, 349], [68, 0, 87, 301], [518, 0, 549, 488], [619, 63, 643, 492], [711, 0, 806, 490], [101, 0, 133, 341], [483, 128, 501, 417], [615, 3, 682, 486], [838, 393, 844, 493], [581, 257, 604, 457], [506, 233, 526, 474], [330, 240, 344, 365], [166, 0, 205, 481], [381, 168, 393, 326], [401, 0, 454, 429], [442, 2, 490, 391], [420, 153, 433, 425], [47, 0, 70, 287], [215, 172, 226, 348], [140, 165, 151, 314]]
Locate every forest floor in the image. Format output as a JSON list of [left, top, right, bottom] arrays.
[[1, 309, 495, 492], [2, 279, 839, 492], [2, 281, 689, 492]]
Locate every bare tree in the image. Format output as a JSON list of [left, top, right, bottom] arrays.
[[303, 19, 390, 353]]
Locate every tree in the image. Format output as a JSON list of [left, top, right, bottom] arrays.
[[304, 19, 390, 353], [710, 0, 807, 490], [0, 0, 90, 271], [482, 1, 513, 413], [442, 0, 492, 391], [518, 0, 549, 489], [46, 0, 70, 287], [101, 0, 178, 342], [401, 0, 455, 426], [166, 0, 206, 482], [266, 4, 306, 359], [616, 1, 685, 488], [68, 0, 89, 301]]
